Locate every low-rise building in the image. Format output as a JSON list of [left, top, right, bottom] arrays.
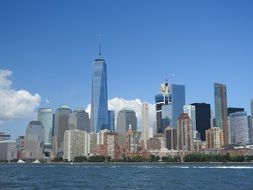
[[205, 127, 224, 149]]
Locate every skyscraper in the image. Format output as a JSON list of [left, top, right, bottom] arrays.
[[117, 110, 137, 133], [116, 109, 137, 147], [91, 50, 108, 132], [177, 113, 194, 151], [108, 110, 115, 132], [251, 99, 253, 117], [52, 105, 72, 158], [229, 112, 249, 145], [155, 83, 185, 134], [155, 94, 169, 134], [214, 83, 229, 145], [68, 109, 90, 132], [191, 103, 211, 141], [183, 105, 197, 139], [171, 84, 186, 128], [37, 108, 53, 156], [227, 107, 244, 116], [24, 121, 44, 160], [142, 103, 149, 149]]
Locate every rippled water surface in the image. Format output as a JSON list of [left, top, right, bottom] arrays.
[[1, 163, 253, 189]]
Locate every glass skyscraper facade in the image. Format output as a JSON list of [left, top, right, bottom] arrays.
[[171, 84, 186, 129], [191, 103, 211, 141], [214, 83, 229, 145], [155, 84, 185, 134], [229, 112, 249, 145], [91, 57, 108, 132], [107, 110, 115, 132], [37, 108, 53, 156], [155, 94, 169, 134]]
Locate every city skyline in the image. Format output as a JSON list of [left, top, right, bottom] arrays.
[[1, 0, 253, 139]]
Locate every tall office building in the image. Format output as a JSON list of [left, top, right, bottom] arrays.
[[91, 50, 108, 132], [108, 110, 115, 132], [117, 109, 137, 133], [248, 116, 253, 144], [191, 103, 211, 141], [184, 105, 197, 139], [251, 99, 253, 117], [116, 109, 137, 147], [155, 83, 185, 133], [250, 100, 253, 143], [171, 84, 186, 128], [0, 141, 16, 161], [227, 107, 244, 116], [229, 112, 249, 145], [214, 83, 229, 145], [142, 103, 149, 149], [68, 109, 90, 132], [24, 121, 44, 160], [52, 105, 72, 158], [177, 113, 194, 151], [155, 94, 169, 133], [37, 108, 53, 156]]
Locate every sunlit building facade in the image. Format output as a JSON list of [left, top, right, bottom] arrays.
[[91, 57, 108, 132]]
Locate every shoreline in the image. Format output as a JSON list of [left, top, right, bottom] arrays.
[[1, 161, 253, 165]]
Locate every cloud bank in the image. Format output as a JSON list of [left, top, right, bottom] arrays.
[[0, 69, 41, 123], [86, 97, 156, 133]]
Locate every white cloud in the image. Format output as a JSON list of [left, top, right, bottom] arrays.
[[45, 99, 50, 104], [86, 97, 156, 135], [0, 69, 41, 123]]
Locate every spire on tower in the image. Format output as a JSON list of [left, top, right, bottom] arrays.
[[98, 34, 102, 57]]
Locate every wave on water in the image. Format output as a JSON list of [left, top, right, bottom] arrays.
[[192, 166, 253, 169]]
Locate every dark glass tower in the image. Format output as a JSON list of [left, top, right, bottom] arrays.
[[227, 107, 244, 116], [214, 83, 228, 145], [91, 51, 108, 132], [191, 103, 211, 141]]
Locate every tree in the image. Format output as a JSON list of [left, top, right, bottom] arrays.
[[74, 156, 87, 162]]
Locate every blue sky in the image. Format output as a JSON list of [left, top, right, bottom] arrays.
[[1, 0, 253, 139]]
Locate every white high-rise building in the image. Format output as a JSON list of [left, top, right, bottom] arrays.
[[184, 105, 197, 139], [63, 130, 88, 161], [142, 103, 149, 149]]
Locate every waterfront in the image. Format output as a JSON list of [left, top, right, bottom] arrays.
[[0, 163, 253, 190]]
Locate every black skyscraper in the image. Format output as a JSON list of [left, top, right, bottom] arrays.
[[191, 103, 211, 141], [227, 107, 244, 116]]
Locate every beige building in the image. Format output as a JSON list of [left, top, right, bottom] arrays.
[[177, 113, 194, 151], [125, 127, 141, 157], [106, 132, 120, 160], [141, 103, 149, 149], [63, 130, 87, 161], [205, 127, 224, 149]]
